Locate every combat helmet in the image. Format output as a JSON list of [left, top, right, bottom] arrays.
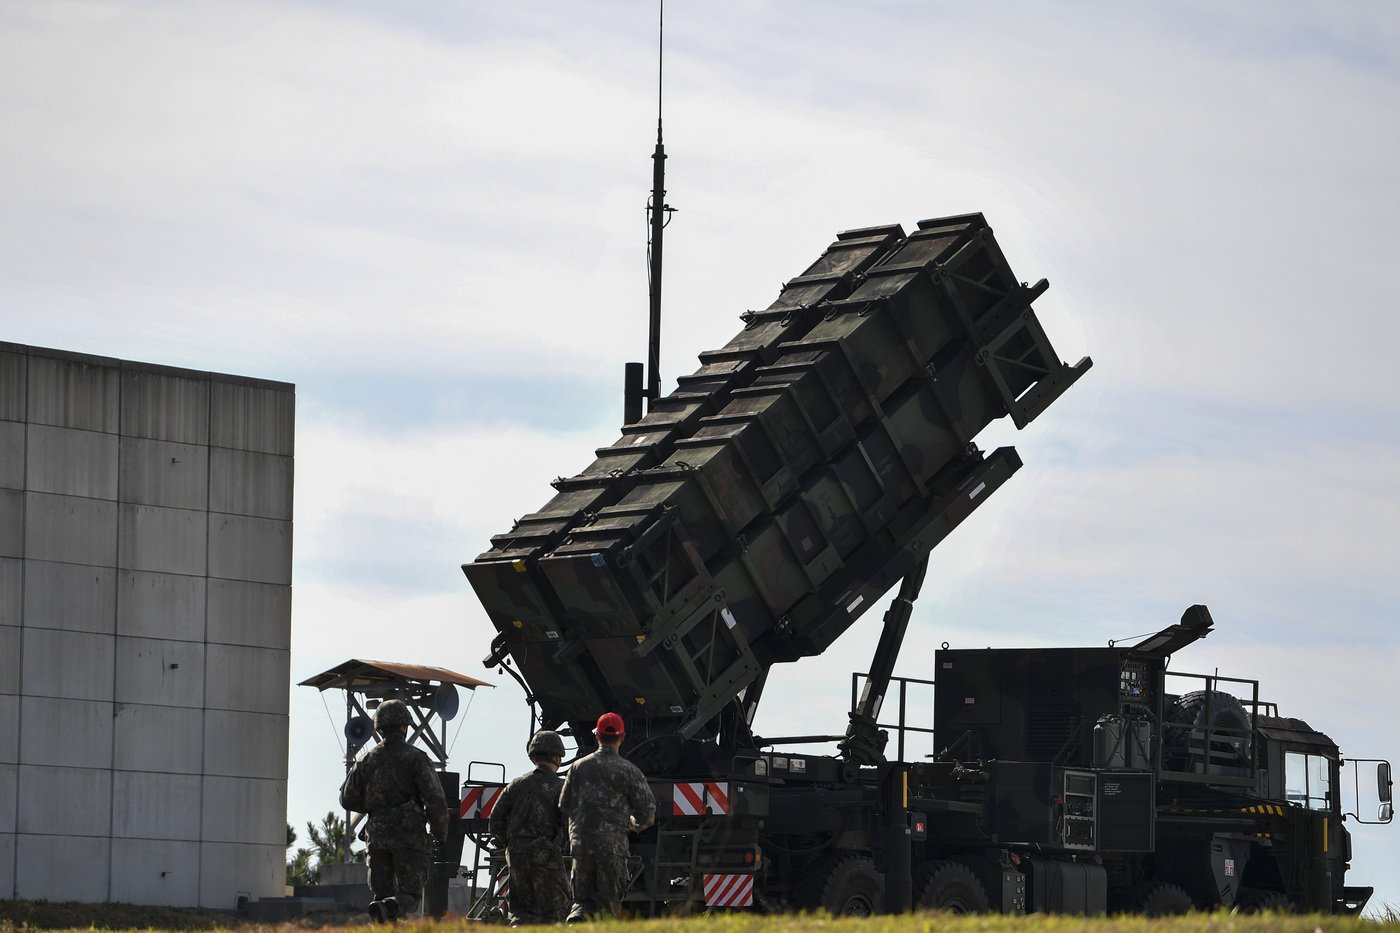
[[373, 699, 412, 731], [527, 730, 566, 760]]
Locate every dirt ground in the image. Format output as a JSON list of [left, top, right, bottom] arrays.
[[0, 899, 373, 931]]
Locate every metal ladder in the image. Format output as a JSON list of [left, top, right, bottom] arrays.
[[648, 824, 702, 910]]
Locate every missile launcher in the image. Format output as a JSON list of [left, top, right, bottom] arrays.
[[465, 213, 1090, 741]]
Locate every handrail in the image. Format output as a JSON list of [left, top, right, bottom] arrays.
[[850, 671, 937, 763]]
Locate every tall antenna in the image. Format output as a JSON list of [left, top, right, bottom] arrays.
[[646, 0, 672, 405], [626, 1, 673, 424]]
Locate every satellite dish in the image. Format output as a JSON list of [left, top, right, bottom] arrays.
[[434, 684, 460, 721], [345, 715, 374, 747]]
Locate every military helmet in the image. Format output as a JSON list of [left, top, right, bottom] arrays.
[[527, 730, 566, 759], [374, 699, 412, 730]]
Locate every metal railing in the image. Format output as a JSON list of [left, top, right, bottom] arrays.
[[1159, 670, 1263, 784], [849, 671, 937, 764]]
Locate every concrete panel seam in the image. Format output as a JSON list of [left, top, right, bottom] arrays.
[[110, 369, 121, 872], [198, 366, 209, 902], [203, 400, 211, 648]]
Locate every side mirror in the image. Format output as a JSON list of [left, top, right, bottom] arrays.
[[1341, 757, 1392, 824], [1380, 762, 1393, 822]]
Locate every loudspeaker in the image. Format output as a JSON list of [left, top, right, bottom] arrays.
[[434, 684, 460, 721], [345, 714, 374, 747]]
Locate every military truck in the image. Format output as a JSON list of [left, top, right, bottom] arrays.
[[458, 214, 1392, 916]]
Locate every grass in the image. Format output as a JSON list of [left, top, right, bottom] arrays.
[[2, 901, 1399, 933], [0, 900, 237, 931], [483, 911, 1399, 932]]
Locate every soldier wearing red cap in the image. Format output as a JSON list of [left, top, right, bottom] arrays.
[[558, 712, 655, 920]]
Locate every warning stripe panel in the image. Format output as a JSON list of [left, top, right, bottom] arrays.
[[672, 781, 731, 816], [497, 869, 510, 906], [707, 781, 730, 813], [460, 785, 505, 818], [674, 781, 706, 816], [703, 873, 754, 908]]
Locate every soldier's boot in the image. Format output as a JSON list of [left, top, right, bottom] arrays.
[[367, 898, 401, 924]]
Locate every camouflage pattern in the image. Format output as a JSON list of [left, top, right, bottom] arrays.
[[340, 731, 449, 912], [365, 846, 431, 916], [373, 698, 413, 730], [526, 729, 566, 760], [502, 846, 569, 926], [568, 840, 631, 919], [490, 765, 569, 925], [559, 746, 655, 918]]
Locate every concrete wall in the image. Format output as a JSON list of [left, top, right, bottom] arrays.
[[0, 343, 294, 907]]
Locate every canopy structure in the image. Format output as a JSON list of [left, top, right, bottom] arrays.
[[300, 660, 492, 764], [300, 659, 493, 694], [301, 658, 493, 849]]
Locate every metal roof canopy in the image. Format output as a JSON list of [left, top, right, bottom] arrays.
[[300, 659, 493, 693]]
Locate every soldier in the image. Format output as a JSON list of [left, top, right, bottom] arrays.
[[490, 730, 570, 925], [558, 712, 655, 920], [339, 699, 449, 923]]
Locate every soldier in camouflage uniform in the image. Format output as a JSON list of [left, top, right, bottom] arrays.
[[490, 730, 570, 925], [558, 712, 655, 920], [339, 699, 449, 922]]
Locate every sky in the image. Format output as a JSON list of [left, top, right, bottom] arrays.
[[3, 0, 1399, 913]]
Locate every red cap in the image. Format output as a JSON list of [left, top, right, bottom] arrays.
[[595, 712, 625, 737]]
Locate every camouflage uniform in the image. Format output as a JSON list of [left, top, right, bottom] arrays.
[[490, 765, 569, 925], [558, 746, 655, 918], [340, 729, 449, 917]]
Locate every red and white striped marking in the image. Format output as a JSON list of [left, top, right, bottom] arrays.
[[703, 873, 753, 908], [459, 785, 504, 819], [672, 781, 730, 816]]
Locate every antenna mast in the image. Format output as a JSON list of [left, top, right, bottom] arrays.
[[646, 1, 669, 404], [626, 1, 672, 424]]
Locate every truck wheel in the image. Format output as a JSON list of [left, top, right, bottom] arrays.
[[1235, 887, 1292, 913], [1167, 691, 1252, 757], [1135, 881, 1193, 916], [918, 861, 989, 913], [818, 857, 884, 916]]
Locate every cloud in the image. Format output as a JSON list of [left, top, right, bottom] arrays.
[[294, 407, 612, 590]]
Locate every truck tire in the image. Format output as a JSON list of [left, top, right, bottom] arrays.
[[1235, 887, 1292, 913], [1170, 691, 1251, 738], [1165, 690, 1252, 765], [918, 861, 989, 913], [1134, 881, 1193, 916], [818, 857, 884, 916]]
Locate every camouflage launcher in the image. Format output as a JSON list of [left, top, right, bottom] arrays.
[[465, 214, 1090, 741]]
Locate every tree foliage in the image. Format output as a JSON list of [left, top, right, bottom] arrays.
[[308, 811, 350, 866], [285, 847, 316, 887], [285, 811, 361, 885]]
